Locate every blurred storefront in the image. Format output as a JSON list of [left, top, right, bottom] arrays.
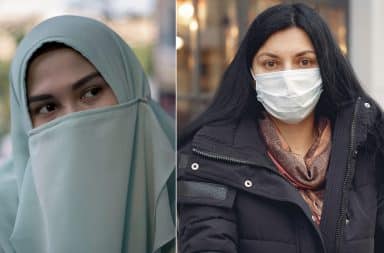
[[349, 0, 384, 108], [177, 0, 383, 131], [154, 0, 176, 116]]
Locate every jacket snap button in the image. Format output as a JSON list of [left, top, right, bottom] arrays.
[[345, 218, 350, 225], [244, 179, 253, 188], [191, 162, 199, 171], [364, 102, 371, 109]]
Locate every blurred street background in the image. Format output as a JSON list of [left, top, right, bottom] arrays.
[[177, 0, 384, 131], [0, 0, 175, 164]]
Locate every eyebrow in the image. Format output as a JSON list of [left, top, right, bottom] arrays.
[[28, 94, 54, 104], [256, 52, 279, 59], [256, 50, 316, 59], [28, 72, 102, 105], [72, 71, 101, 91], [295, 50, 316, 57]]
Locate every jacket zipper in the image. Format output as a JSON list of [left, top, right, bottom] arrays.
[[192, 147, 265, 167], [192, 146, 327, 252], [192, 147, 288, 181], [335, 97, 361, 252]]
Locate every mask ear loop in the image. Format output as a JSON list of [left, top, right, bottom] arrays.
[[250, 69, 259, 93], [249, 68, 257, 80]]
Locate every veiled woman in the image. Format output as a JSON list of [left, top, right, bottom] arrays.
[[0, 15, 175, 253]]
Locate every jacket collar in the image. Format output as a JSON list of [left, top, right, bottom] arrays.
[[192, 113, 277, 171], [192, 97, 375, 168]]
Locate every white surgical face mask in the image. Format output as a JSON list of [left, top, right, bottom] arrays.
[[251, 68, 323, 124]]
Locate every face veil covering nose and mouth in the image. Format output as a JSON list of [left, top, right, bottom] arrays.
[[251, 68, 323, 124], [0, 16, 175, 253]]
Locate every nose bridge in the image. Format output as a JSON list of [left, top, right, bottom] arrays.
[[282, 68, 295, 95], [61, 99, 78, 117], [283, 59, 293, 71]]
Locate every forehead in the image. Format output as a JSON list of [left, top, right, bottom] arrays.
[[26, 47, 97, 94], [257, 27, 315, 55]]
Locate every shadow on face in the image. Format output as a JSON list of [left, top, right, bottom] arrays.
[[26, 43, 118, 127]]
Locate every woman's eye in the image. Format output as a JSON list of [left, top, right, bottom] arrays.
[[301, 59, 310, 66], [38, 103, 57, 115], [264, 60, 278, 69], [299, 58, 316, 67], [81, 87, 102, 100]]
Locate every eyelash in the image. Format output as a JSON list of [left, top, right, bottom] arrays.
[[32, 102, 58, 116], [80, 85, 103, 101], [297, 58, 316, 66], [30, 85, 104, 117], [262, 60, 279, 68], [260, 57, 317, 69]]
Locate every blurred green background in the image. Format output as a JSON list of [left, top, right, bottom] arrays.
[[0, 60, 11, 137]]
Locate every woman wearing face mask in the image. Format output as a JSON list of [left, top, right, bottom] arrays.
[[178, 3, 384, 253], [0, 16, 175, 253]]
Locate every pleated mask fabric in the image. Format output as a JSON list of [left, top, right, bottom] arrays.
[[0, 15, 175, 253]]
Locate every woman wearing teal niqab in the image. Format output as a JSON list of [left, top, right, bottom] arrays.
[[0, 15, 175, 253]]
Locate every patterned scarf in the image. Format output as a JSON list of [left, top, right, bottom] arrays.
[[259, 115, 332, 225]]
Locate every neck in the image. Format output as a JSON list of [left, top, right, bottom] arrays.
[[269, 112, 317, 157]]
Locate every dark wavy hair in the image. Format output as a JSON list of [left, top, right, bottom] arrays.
[[179, 3, 368, 146]]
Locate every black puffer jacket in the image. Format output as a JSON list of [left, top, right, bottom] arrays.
[[178, 97, 384, 253]]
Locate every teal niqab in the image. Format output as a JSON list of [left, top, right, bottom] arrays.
[[0, 15, 175, 253]]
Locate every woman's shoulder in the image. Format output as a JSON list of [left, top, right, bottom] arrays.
[[337, 96, 383, 132], [364, 95, 383, 119], [178, 120, 239, 150], [358, 96, 383, 136], [350, 96, 384, 158], [365, 97, 384, 156]]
